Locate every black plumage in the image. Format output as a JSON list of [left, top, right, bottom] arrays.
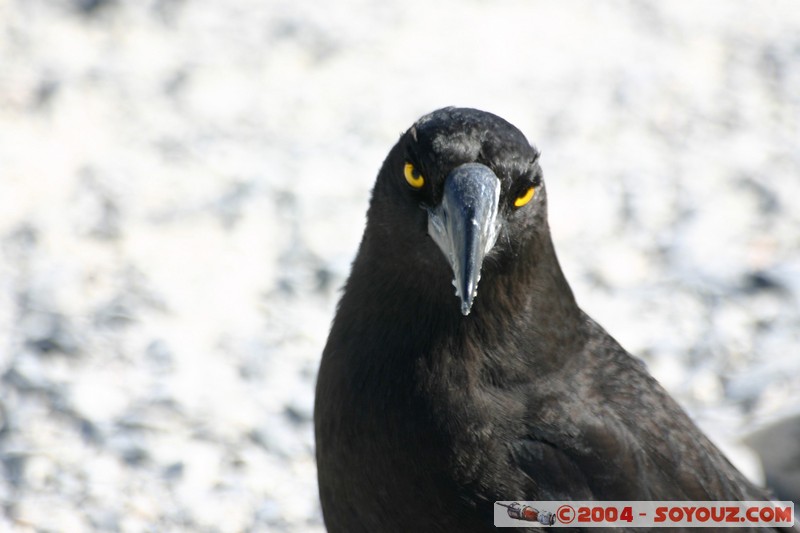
[[314, 108, 796, 532]]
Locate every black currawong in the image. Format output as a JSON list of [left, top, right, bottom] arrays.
[[314, 107, 799, 533]]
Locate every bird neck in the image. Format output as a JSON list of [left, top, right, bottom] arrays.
[[342, 230, 585, 373], [470, 232, 586, 367]]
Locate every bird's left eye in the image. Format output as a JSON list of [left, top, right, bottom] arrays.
[[404, 162, 425, 189], [514, 186, 535, 207]]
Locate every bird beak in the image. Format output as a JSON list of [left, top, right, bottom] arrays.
[[427, 163, 501, 316]]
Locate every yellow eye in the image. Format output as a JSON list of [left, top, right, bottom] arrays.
[[404, 162, 425, 189], [514, 186, 535, 207]]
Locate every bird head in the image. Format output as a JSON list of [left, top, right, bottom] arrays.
[[366, 107, 545, 316]]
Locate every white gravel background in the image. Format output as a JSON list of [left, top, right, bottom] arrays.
[[1, 1, 799, 531]]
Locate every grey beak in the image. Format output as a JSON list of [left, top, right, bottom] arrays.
[[427, 163, 501, 315]]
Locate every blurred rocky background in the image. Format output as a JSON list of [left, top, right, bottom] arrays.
[[1, 0, 799, 531]]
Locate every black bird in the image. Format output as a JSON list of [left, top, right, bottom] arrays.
[[314, 108, 797, 532]]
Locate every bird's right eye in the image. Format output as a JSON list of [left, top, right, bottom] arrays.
[[404, 162, 425, 189]]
